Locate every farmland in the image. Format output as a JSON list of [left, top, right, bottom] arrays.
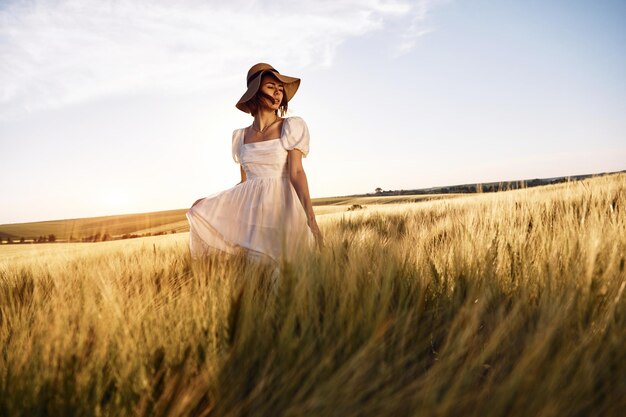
[[1, 173, 624, 416]]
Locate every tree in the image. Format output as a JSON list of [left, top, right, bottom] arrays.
[[48, 234, 56, 243], [375, 187, 383, 194]]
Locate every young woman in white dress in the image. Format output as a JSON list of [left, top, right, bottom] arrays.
[[186, 63, 323, 265]]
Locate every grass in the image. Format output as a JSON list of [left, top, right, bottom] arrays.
[[0, 173, 625, 416]]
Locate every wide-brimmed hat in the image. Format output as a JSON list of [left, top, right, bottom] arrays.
[[236, 63, 300, 114]]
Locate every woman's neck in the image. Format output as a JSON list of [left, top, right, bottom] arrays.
[[253, 109, 279, 130]]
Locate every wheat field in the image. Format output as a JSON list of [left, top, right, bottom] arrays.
[[1, 174, 625, 416]]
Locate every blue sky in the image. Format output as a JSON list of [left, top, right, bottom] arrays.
[[1, 0, 625, 224]]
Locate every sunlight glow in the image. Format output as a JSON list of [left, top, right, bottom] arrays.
[[99, 191, 131, 213]]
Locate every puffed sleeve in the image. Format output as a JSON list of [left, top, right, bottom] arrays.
[[232, 128, 243, 163], [280, 116, 310, 157]]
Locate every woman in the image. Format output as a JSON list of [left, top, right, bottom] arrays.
[[186, 63, 323, 266]]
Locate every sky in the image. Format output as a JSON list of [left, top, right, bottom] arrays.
[[1, 0, 625, 224]]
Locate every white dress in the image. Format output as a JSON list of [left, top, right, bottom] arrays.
[[186, 116, 315, 265]]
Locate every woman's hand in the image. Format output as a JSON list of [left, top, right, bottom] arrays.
[[308, 217, 324, 250]]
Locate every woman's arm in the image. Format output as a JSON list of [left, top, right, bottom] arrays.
[[287, 149, 324, 249]]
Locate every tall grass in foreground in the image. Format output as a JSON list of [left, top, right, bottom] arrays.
[[1, 174, 625, 417]]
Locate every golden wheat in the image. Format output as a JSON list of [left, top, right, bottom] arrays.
[[1, 174, 624, 416]]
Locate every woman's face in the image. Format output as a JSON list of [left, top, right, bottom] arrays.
[[258, 74, 284, 111]]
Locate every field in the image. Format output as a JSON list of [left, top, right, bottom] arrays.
[[1, 174, 625, 416], [0, 195, 457, 242]]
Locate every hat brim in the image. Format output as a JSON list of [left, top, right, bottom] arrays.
[[236, 70, 300, 113]]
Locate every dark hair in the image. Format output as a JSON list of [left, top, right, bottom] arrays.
[[245, 74, 288, 117]]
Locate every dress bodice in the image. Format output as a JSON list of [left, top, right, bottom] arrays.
[[231, 116, 311, 181], [240, 139, 289, 180]]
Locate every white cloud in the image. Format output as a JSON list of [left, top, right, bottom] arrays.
[[0, 0, 445, 119], [391, 0, 449, 57]]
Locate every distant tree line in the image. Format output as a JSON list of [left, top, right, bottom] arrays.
[[370, 172, 622, 197], [121, 230, 176, 239], [1, 229, 177, 244], [371, 184, 532, 196], [0, 234, 57, 244], [79, 233, 112, 242]]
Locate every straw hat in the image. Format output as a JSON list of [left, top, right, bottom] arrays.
[[236, 63, 300, 114]]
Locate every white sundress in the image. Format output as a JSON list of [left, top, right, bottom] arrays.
[[186, 116, 315, 265]]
